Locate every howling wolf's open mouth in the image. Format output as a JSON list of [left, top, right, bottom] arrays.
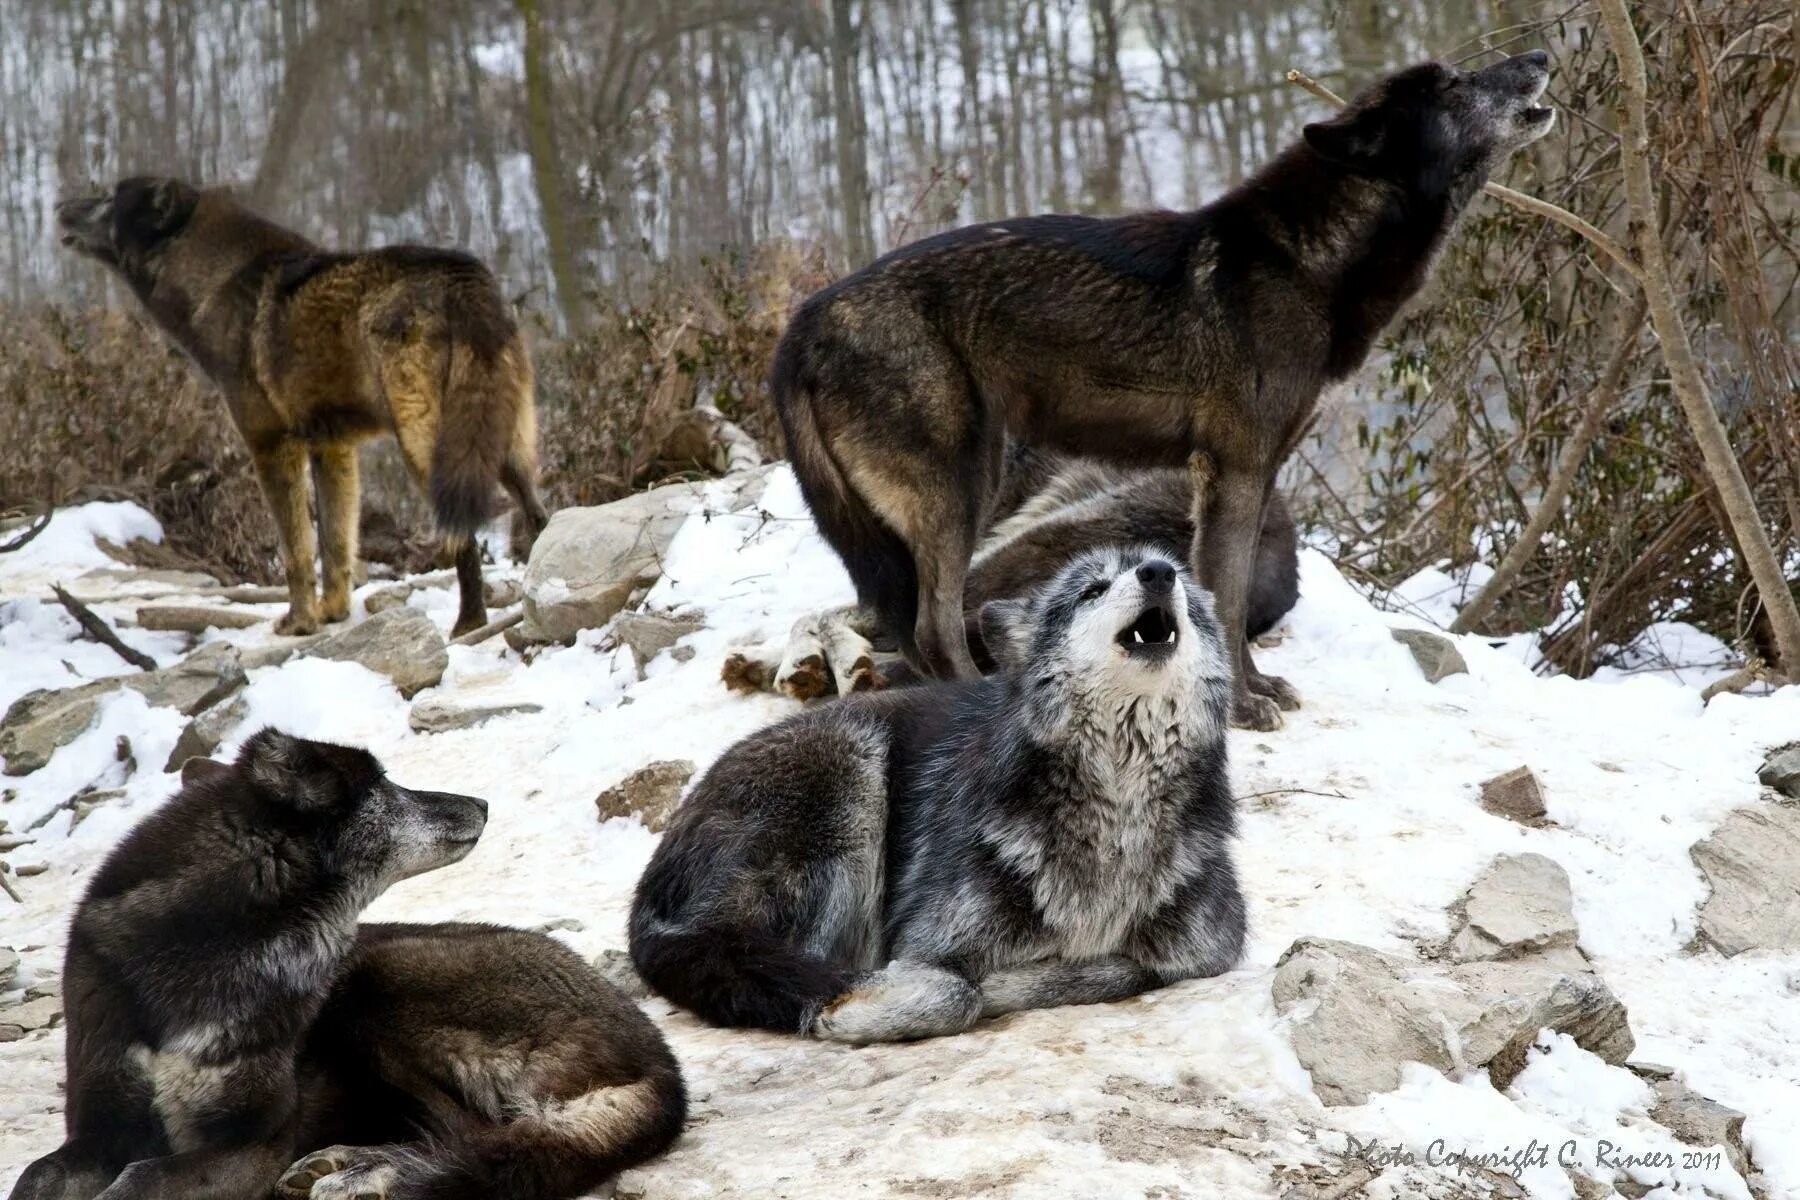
[[1117, 602, 1179, 662]]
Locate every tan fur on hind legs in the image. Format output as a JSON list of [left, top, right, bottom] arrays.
[[253, 441, 322, 636], [314, 442, 360, 625]]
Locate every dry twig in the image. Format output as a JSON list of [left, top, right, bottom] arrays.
[[50, 584, 158, 671]]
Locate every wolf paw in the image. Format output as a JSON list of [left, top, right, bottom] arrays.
[[1247, 671, 1300, 711], [280, 1148, 400, 1200], [1230, 692, 1283, 731], [319, 594, 352, 624], [278, 1147, 352, 1198], [274, 608, 321, 637]]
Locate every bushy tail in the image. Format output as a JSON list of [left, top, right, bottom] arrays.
[[429, 286, 531, 541], [770, 332, 920, 661], [629, 918, 854, 1034], [397, 1070, 686, 1200]]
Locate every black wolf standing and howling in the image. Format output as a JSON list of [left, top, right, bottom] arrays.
[[771, 52, 1556, 730], [630, 548, 1246, 1042]]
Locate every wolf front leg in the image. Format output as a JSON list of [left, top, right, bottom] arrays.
[[1194, 463, 1289, 730], [809, 960, 982, 1044], [91, 1144, 295, 1200], [977, 956, 1158, 1019], [251, 440, 322, 637]]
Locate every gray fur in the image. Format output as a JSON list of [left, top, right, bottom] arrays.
[[631, 548, 1246, 1043]]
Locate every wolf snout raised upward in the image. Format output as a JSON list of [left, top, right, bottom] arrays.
[[772, 52, 1557, 731]]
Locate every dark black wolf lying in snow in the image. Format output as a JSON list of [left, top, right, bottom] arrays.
[[631, 548, 1246, 1042], [8, 730, 684, 1200]]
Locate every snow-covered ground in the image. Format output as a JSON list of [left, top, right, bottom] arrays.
[[2, 474, 1796, 1199]]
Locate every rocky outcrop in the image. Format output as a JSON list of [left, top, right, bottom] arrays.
[[1390, 627, 1469, 683], [302, 608, 448, 698], [408, 697, 544, 734], [1691, 804, 1800, 955], [163, 695, 248, 772], [1758, 743, 1800, 799], [1478, 766, 1548, 825], [1447, 853, 1583, 965], [1, 643, 245, 775], [609, 611, 705, 674], [521, 468, 774, 644], [596, 760, 696, 832], [1272, 936, 1633, 1104]]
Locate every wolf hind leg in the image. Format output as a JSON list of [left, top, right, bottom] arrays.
[[810, 960, 981, 1044], [977, 956, 1157, 1019], [252, 440, 322, 637], [7, 1141, 116, 1200], [313, 442, 360, 625], [277, 1144, 426, 1200]]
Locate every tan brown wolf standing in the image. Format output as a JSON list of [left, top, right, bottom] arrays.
[[56, 176, 549, 637], [771, 53, 1555, 729]]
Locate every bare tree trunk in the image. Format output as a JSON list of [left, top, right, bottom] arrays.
[[830, 0, 874, 267], [1450, 297, 1648, 635], [517, 0, 586, 331], [1596, 0, 1800, 676]]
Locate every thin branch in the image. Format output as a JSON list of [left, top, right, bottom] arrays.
[[1283, 69, 1645, 285], [450, 609, 524, 647], [0, 504, 51, 554], [51, 584, 158, 671]]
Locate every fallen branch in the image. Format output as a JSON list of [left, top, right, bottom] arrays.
[[136, 604, 266, 633], [0, 864, 21, 904], [450, 609, 523, 647], [0, 503, 51, 554], [1700, 662, 1788, 703], [1283, 69, 1644, 284], [51, 584, 158, 671]]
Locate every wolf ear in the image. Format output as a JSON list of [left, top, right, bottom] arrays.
[[239, 728, 334, 810], [178, 756, 232, 788], [977, 599, 1034, 671], [1304, 112, 1385, 166]]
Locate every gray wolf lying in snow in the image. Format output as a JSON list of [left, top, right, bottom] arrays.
[[771, 52, 1555, 729], [632, 547, 1246, 1042], [8, 730, 684, 1200]]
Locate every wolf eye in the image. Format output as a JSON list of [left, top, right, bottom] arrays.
[[1079, 579, 1110, 603]]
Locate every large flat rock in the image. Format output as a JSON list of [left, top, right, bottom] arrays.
[[1691, 803, 1800, 955], [0, 643, 244, 775], [1272, 936, 1633, 1105]]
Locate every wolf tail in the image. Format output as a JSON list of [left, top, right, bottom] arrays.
[[395, 1069, 687, 1200], [629, 917, 856, 1034], [429, 277, 537, 545], [770, 327, 922, 662]]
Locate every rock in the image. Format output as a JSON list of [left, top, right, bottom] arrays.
[[0, 994, 62, 1042], [163, 696, 248, 772], [1758, 743, 1800, 799], [1649, 1078, 1750, 1177], [69, 566, 219, 596], [1448, 853, 1582, 964], [0, 643, 245, 775], [361, 582, 418, 615], [610, 611, 705, 673], [1272, 937, 1633, 1105], [593, 948, 651, 1000], [596, 760, 696, 832], [657, 406, 765, 475], [303, 608, 448, 698], [520, 468, 774, 645], [135, 604, 265, 633], [520, 488, 701, 644], [1691, 804, 1800, 955], [1478, 766, 1547, 825], [1390, 627, 1469, 683], [483, 578, 524, 609], [239, 632, 325, 671], [408, 697, 544, 734], [0, 947, 17, 990]]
